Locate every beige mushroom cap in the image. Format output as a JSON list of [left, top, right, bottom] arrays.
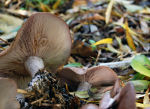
[[0, 77, 20, 109], [0, 12, 72, 88]]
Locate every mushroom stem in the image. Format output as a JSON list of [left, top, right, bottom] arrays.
[[24, 56, 44, 77], [77, 82, 92, 91]]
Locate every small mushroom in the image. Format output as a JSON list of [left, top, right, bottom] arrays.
[[57, 67, 86, 83], [0, 77, 20, 109], [117, 82, 136, 109], [0, 12, 72, 88], [99, 81, 136, 109], [58, 66, 118, 91], [57, 67, 87, 90], [99, 80, 121, 109]]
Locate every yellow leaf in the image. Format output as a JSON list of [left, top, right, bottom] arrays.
[[105, 0, 114, 24], [124, 20, 136, 51], [122, 24, 139, 37], [92, 38, 113, 46], [115, 22, 144, 41], [17, 89, 28, 94], [40, 3, 51, 12], [136, 102, 150, 108], [115, 22, 141, 37], [53, 0, 61, 10]]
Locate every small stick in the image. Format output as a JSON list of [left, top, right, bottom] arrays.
[[98, 57, 150, 68], [0, 37, 10, 45], [17, 89, 28, 94], [0, 32, 17, 41], [31, 97, 44, 105]]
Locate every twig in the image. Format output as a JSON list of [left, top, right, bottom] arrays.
[[98, 57, 150, 68], [94, 50, 101, 65], [31, 97, 44, 105], [0, 32, 17, 41], [136, 92, 150, 99], [0, 37, 10, 45], [0, 8, 36, 18]]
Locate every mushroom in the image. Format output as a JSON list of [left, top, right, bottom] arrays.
[[57, 66, 118, 91], [99, 81, 136, 109], [117, 82, 136, 109], [0, 12, 72, 88], [85, 66, 118, 87], [0, 77, 20, 109], [57, 67, 87, 91]]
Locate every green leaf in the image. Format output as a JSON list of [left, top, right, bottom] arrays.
[[131, 55, 150, 77], [70, 88, 97, 99], [124, 4, 143, 12], [64, 63, 83, 68], [130, 80, 150, 91], [133, 55, 150, 66], [89, 40, 96, 51], [42, 0, 50, 4], [71, 91, 89, 99], [132, 73, 145, 80]]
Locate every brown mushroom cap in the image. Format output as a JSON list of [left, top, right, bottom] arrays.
[[0, 13, 72, 87], [117, 82, 136, 109], [85, 66, 118, 87], [57, 67, 87, 90], [57, 67, 86, 82], [0, 77, 20, 109], [58, 66, 118, 91]]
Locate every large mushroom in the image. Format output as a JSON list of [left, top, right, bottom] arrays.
[[0, 12, 72, 88]]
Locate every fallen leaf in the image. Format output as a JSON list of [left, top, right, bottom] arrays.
[[136, 103, 150, 108], [72, 41, 97, 57], [52, 0, 61, 9], [0, 14, 23, 33], [105, 0, 114, 24], [64, 63, 83, 67], [92, 38, 113, 46], [124, 4, 143, 12], [116, 36, 131, 53], [40, 3, 51, 12], [140, 19, 149, 34], [143, 89, 150, 108], [107, 44, 122, 54], [131, 55, 150, 77], [124, 20, 136, 51], [131, 80, 150, 92]]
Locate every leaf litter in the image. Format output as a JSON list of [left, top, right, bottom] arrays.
[[0, 0, 150, 108]]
